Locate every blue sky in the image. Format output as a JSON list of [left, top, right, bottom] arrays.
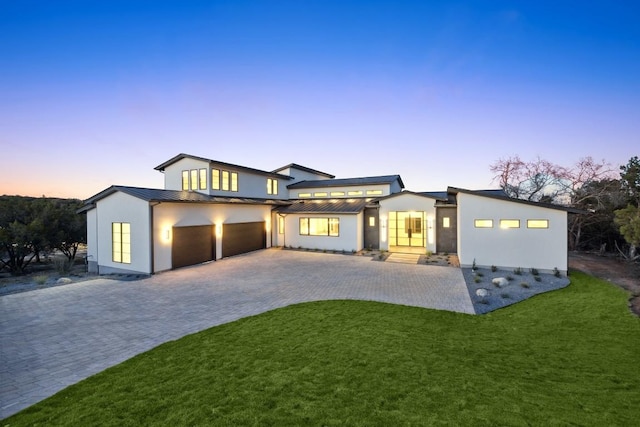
[[1, 0, 638, 198]]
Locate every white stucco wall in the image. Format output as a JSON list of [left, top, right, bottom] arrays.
[[456, 192, 568, 273], [289, 183, 393, 199], [153, 202, 273, 272], [93, 192, 152, 274], [86, 208, 98, 272], [378, 193, 438, 253], [279, 213, 362, 252]]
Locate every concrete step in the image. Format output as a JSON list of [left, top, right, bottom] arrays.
[[386, 253, 420, 264]]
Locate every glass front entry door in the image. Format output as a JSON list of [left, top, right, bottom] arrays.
[[389, 211, 425, 247]]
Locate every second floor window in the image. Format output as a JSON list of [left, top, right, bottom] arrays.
[[267, 178, 278, 195]]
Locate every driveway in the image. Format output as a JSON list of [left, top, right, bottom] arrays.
[[0, 249, 473, 419]]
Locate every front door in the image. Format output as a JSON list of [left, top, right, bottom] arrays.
[[389, 211, 425, 247]]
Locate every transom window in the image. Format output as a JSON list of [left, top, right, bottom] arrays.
[[366, 190, 383, 196], [347, 190, 363, 196], [299, 217, 340, 236], [331, 191, 345, 196], [112, 222, 131, 264], [527, 219, 549, 229], [298, 193, 311, 198], [474, 219, 493, 228], [314, 192, 328, 197], [500, 219, 520, 229]]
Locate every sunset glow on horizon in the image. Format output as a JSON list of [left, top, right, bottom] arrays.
[[1, 1, 638, 200]]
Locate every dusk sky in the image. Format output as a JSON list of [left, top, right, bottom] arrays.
[[1, 1, 638, 199]]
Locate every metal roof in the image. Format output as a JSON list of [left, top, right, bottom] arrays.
[[153, 153, 292, 179], [275, 199, 369, 214], [79, 185, 289, 212], [271, 163, 335, 179], [287, 175, 404, 189], [447, 187, 585, 213]]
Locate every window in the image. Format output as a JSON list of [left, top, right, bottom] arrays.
[[331, 191, 345, 197], [366, 190, 383, 196], [190, 169, 198, 190], [348, 190, 363, 196], [112, 222, 131, 264], [231, 172, 238, 192], [527, 219, 549, 229], [405, 217, 422, 234], [298, 193, 311, 198], [211, 169, 220, 190], [181, 171, 189, 190], [278, 216, 284, 234], [199, 169, 207, 190], [314, 192, 328, 197], [474, 219, 493, 228], [500, 219, 520, 229], [222, 171, 230, 191], [443, 217, 450, 228], [369, 217, 376, 227], [299, 217, 340, 236], [267, 178, 278, 195]]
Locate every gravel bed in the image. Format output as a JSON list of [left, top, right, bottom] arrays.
[[462, 267, 570, 314]]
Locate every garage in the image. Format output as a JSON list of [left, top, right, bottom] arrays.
[[172, 225, 215, 269], [222, 221, 266, 257]]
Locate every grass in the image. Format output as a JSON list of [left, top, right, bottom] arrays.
[[5, 272, 640, 426]]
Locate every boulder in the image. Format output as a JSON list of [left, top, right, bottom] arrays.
[[56, 277, 72, 284], [492, 277, 509, 288], [476, 288, 489, 298]]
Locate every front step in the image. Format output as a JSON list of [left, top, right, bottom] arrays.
[[385, 253, 420, 264]]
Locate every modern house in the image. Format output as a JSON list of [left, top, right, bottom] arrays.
[[80, 153, 578, 275]]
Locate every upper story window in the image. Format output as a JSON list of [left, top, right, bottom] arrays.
[[348, 190, 363, 196], [267, 178, 278, 195], [190, 170, 198, 190], [212, 169, 238, 192], [182, 171, 189, 191], [298, 193, 311, 198], [366, 190, 383, 196], [331, 191, 345, 197], [199, 169, 207, 190], [212, 169, 220, 190], [314, 192, 328, 197]]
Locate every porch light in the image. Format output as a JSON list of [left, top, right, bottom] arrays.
[[164, 228, 171, 241]]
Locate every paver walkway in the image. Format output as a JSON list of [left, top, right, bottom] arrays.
[[0, 249, 473, 419], [386, 253, 421, 264]]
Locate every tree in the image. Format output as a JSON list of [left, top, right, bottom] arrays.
[[0, 196, 86, 275], [490, 155, 567, 202], [614, 157, 640, 261]]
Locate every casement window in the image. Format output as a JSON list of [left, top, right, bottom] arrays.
[[330, 191, 345, 197], [199, 169, 207, 190], [298, 193, 311, 198], [314, 192, 328, 197], [222, 171, 230, 191], [112, 222, 131, 264], [299, 217, 340, 236], [190, 169, 198, 190], [231, 172, 238, 192], [527, 219, 549, 229], [181, 171, 189, 190], [500, 219, 520, 229], [267, 178, 278, 195], [278, 216, 284, 234], [474, 219, 493, 228], [347, 190, 363, 196], [212, 169, 220, 190], [366, 190, 383, 196]]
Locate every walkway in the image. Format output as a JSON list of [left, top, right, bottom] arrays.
[[0, 249, 473, 419]]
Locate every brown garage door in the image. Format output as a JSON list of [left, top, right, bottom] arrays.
[[172, 225, 215, 269], [222, 221, 266, 258]]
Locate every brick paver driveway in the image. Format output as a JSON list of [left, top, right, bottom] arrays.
[[0, 249, 473, 418]]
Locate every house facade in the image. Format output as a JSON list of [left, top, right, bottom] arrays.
[[81, 153, 578, 275]]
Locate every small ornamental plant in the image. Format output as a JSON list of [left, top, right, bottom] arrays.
[[553, 267, 561, 278], [491, 265, 497, 272]]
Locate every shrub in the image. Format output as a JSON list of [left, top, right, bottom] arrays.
[[534, 276, 542, 282], [472, 258, 477, 270], [476, 272, 484, 277], [53, 258, 72, 274], [474, 276, 481, 283], [491, 265, 497, 272], [500, 293, 510, 299], [506, 275, 514, 281], [530, 268, 539, 276], [514, 267, 523, 275], [520, 282, 530, 288], [34, 274, 48, 285], [553, 267, 561, 278], [426, 250, 433, 257]]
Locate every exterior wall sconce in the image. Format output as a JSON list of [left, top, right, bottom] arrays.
[[164, 229, 171, 241]]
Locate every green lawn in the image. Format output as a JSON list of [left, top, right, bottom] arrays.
[[5, 272, 640, 426]]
